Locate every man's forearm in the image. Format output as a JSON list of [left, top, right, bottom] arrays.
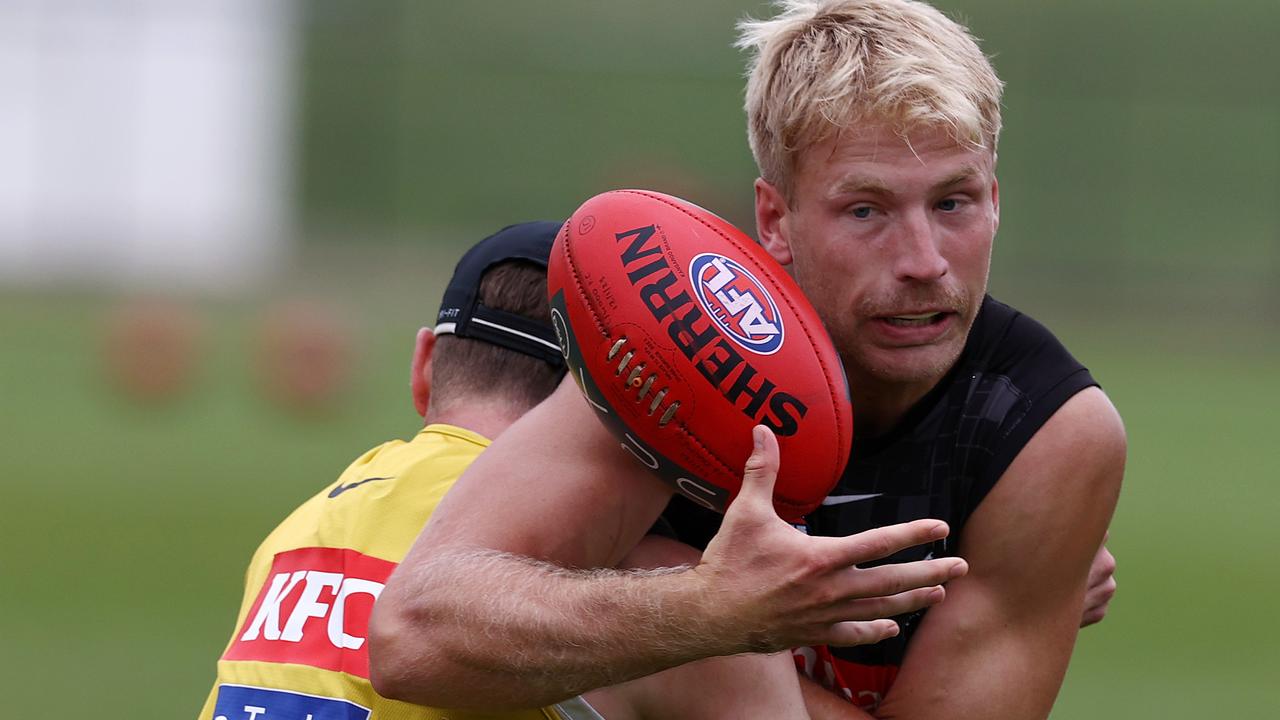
[[370, 427, 965, 711], [369, 546, 734, 710]]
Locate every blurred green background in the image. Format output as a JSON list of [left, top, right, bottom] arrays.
[[1, 1, 1277, 717]]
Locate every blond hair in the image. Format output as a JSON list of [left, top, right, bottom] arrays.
[[739, 0, 1004, 198]]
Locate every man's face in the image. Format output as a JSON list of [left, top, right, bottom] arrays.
[[756, 123, 999, 394]]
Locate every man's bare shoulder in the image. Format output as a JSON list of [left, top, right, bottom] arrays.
[[877, 387, 1124, 717], [969, 386, 1124, 576], [1029, 386, 1126, 464]]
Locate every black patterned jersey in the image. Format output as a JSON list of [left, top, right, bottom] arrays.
[[662, 295, 1098, 709]]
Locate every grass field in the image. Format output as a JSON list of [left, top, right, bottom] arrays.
[[2, 269, 1277, 718], [3, 1, 1277, 716]]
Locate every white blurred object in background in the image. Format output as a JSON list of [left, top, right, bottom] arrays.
[[0, 0, 297, 292]]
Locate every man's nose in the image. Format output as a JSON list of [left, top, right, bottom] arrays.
[[892, 210, 949, 282]]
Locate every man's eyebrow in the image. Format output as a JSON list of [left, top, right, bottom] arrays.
[[828, 166, 986, 200], [932, 166, 984, 192], [829, 176, 894, 199]]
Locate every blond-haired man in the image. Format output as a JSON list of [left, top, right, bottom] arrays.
[[372, 2, 1124, 718]]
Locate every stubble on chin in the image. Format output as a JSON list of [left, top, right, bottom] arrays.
[[845, 285, 979, 384], [864, 343, 957, 385], [838, 321, 968, 390]]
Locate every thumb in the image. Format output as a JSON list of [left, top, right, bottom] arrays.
[[731, 425, 781, 513]]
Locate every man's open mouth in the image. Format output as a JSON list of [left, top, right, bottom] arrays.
[[882, 312, 948, 328]]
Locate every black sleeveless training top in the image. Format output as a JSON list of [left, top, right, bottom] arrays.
[[661, 295, 1098, 702]]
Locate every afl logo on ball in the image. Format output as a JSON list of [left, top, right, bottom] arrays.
[[689, 253, 784, 355]]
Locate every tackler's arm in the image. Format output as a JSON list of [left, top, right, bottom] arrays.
[[369, 377, 966, 710]]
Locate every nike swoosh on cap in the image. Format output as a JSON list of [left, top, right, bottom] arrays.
[[327, 476, 394, 498], [820, 493, 883, 506]]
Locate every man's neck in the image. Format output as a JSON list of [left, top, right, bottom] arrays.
[[847, 374, 942, 439], [424, 398, 525, 443]]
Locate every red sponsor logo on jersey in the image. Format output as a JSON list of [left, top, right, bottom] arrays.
[[222, 547, 396, 678], [793, 646, 899, 711]]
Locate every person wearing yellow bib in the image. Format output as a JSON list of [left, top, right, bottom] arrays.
[[198, 222, 590, 720]]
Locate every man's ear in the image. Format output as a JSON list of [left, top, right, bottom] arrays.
[[754, 178, 793, 266], [410, 327, 437, 418]]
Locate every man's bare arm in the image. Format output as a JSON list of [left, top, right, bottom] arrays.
[[871, 387, 1125, 719], [370, 378, 967, 710]]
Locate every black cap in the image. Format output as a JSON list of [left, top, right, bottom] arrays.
[[435, 221, 566, 368]]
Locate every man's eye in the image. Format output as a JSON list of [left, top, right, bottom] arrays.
[[937, 198, 961, 212], [851, 206, 874, 219]]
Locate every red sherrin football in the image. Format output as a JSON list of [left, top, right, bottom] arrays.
[[547, 189, 853, 521]]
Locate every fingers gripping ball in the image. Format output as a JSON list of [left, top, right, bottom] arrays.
[[548, 190, 853, 520]]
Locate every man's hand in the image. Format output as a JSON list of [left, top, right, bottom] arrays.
[[1081, 538, 1117, 627], [696, 426, 968, 652]]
